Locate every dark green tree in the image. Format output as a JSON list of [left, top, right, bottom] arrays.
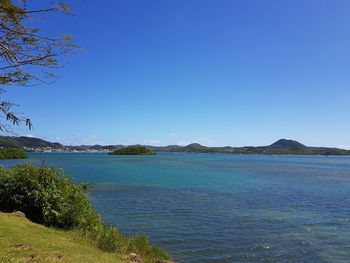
[[0, 0, 78, 132]]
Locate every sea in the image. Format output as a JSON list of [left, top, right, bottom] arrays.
[[1, 152, 350, 263]]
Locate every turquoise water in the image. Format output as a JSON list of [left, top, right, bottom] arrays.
[[1, 153, 350, 262]]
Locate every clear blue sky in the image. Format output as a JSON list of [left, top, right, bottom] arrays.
[[4, 0, 350, 147]]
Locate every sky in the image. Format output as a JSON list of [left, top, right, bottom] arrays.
[[3, 0, 350, 148]]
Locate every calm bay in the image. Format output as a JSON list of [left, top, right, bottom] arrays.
[[1, 152, 349, 263]]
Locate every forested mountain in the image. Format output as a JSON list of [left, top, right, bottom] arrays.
[[0, 136, 62, 149]]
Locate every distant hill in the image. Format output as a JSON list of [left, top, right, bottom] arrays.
[[145, 145, 182, 152], [266, 139, 307, 149], [148, 139, 350, 155], [182, 143, 209, 152], [0, 136, 349, 155], [0, 136, 62, 149], [108, 146, 156, 155]]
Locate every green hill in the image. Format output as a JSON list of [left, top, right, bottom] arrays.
[[0, 136, 62, 149], [0, 148, 28, 159], [266, 139, 307, 149], [181, 143, 209, 152], [109, 146, 156, 155]]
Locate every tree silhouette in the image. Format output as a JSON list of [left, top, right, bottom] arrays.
[[0, 0, 78, 132]]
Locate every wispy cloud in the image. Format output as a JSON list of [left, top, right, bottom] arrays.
[[169, 132, 176, 136]]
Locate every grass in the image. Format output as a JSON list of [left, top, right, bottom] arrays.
[[0, 212, 131, 263]]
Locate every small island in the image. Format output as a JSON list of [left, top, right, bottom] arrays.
[[108, 146, 156, 155], [0, 148, 28, 159]]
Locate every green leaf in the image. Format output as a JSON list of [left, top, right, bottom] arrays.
[[65, 43, 81, 49], [58, 2, 71, 11], [58, 34, 73, 41]]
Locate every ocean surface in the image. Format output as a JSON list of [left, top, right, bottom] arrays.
[[1, 153, 350, 263]]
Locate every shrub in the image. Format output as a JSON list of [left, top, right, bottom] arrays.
[[126, 235, 171, 262], [0, 163, 99, 229], [97, 225, 124, 252]]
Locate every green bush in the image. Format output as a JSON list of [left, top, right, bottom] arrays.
[[0, 163, 99, 229]]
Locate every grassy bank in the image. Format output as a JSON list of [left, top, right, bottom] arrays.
[[0, 212, 131, 263], [0, 164, 171, 263]]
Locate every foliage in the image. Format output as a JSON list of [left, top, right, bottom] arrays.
[[126, 235, 171, 263], [109, 146, 156, 155], [97, 226, 123, 252], [0, 148, 27, 159], [95, 227, 171, 262], [0, 163, 171, 262], [0, 163, 99, 229], [0, 1, 78, 132]]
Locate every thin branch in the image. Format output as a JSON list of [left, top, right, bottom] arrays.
[[0, 51, 65, 70], [0, 23, 56, 41], [22, 8, 58, 14]]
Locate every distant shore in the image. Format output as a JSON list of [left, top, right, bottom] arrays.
[[1, 136, 350, 156]]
